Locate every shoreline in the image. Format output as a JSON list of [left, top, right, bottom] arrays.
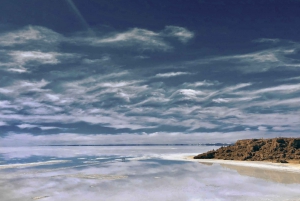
[[183, 155, 300, 173]]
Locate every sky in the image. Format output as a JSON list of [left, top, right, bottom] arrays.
[[0, 0, 300, 145]]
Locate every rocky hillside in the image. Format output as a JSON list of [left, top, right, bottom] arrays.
[[194, 138, 300, 163]]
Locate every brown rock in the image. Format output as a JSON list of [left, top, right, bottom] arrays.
[[194, 137, 300, 163]]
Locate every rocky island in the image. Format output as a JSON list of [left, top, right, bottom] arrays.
[[194, 138, 300, 163]]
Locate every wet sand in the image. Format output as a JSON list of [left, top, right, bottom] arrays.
[[185, 156, 300, 171], [183, 156, 300, 184]]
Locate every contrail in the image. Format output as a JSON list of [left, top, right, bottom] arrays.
[[65, 0, 95, 36]]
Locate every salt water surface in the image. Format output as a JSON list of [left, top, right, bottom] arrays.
[[0, 146, 300, 201]]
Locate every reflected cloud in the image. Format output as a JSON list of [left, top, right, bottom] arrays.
[[0, 160, 70, 170], [0, 146, 300, 201]]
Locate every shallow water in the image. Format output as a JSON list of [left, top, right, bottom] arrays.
[[0, 146, 300, 201]]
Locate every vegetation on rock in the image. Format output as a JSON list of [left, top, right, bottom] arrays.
[[194, 138, 300, 163]]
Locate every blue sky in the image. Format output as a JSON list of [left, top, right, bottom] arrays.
[[0, 0, 300, 145]]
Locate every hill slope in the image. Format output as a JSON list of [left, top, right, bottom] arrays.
[[194, 138, 300, 163]]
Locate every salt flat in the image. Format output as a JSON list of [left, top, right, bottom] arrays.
[[0, 146, 300, 201]]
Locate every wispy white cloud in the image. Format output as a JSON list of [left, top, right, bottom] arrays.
[[0, 50, 80, 73], [255, 83, 300, 94], [212, 98, 230, 103], [182, 80, 220, 87], [70, 26, 194, 51], [39, 126, 63, 130], [101, 29, 157, 43], [161, 26, 194, 43], [0, 24, 299, 143], [0, 25, 194, 54], [182, 119, 218, 131], [17, 124, 63, 130], [0, 26, 62, 47], [0, 79, 49, 95], [253, 38, 280, 43], [230, 52, 279, 63], [176, 89, 206, 97], [188, 40, 300, 73], [257, 126, 268, 131], [0, 121, 7, 126], [0, 26, 80, 73], [232, 83, 300, 96], [2, 129, 299, 146], [17, 124, 38, 129], [272, 126, 288, 131], [155, 71, 192, 78], [6, 67, 28, 73], [0, 100, 19, 109], [212, 97, 258, 103], [9, 51, 60, 65], [0, 112, 155, 130], [278, 76, 300, 81], [71, 28, 170, 51], [222, 112, 300, 128]]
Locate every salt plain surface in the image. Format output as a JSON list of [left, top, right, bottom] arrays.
[[0, 146, 300, 201]]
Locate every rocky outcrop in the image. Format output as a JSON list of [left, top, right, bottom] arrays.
[[194, 138, 300, 163]]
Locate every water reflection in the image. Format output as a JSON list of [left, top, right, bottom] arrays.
[[0, 146, 300, 201]]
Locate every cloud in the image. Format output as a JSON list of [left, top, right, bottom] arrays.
[[212, 98, 229, 103], [222, 112, 300, 129], [0, 100, 19, 109], [253, 38, 280, 43], [258, 126, 268, 131], [0, 26, 62, 47], [254, 83, 300, 94], [232, 83, 300, 96], [9, 51, 60, 65], [187, 40, 300, 73], [0, 25, 194, 54], [278, 76, 300, 81], [0, 24, 299, 144], [0, 71, 157, 130], [1, 129, 299, 146], [182, 80, 220, 87], [101, 29, 157, 43], [61, 74, 147, 105], [154, 72, 192, 78], [0, 112, 154, 131], [176, 89, 206, 97], [230, 52, 279, 63], [70, 26, 194, 51], [0, 79, 49, 95], [17, 124, 63, 130], [0, 121, 7, 126], [161, 26, 194, 43], [272, 126, 287, 131], [0, 50, 80, 73], [39, 126, 63, 130], [0, 62, 298, 138], [17, 124, 38, 129], [212, 97, 258, 103], [71, 29, 169, 50]]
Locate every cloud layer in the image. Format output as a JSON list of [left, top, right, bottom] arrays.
[[0, 25, 299, 145]]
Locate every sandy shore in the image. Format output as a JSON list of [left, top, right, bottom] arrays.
[[181, 156, 300, 184], [183, 155, 300, 173]]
